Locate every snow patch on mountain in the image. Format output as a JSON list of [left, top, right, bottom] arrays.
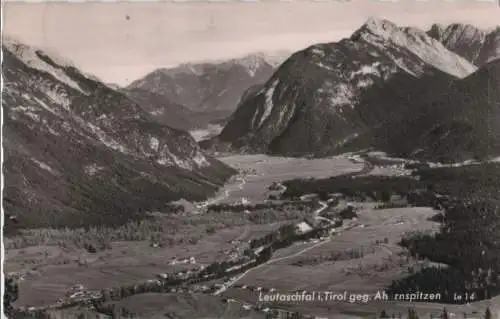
[[193, 151, 210, 167], [32, 159, 56, 174], [311, 47, 326, 58], [150, 108, 164, 116], [150, 137, 160, 152], [350, 62, 381, 79], [159, 147, 193, 170], [235, 54, 267, 76], [259, 79, 279, 127], [330, 83, 355, 108], [235, 51, 290, 69], [317, 62, 335, 71], [357, 79, 374, 88]]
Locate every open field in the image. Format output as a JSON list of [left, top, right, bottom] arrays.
[[11, 154, 498, 318], [270, 241, 320, 259], [111, 292, 266, 319], [220, 205, 452, 317], [7, 222, 286, 308], [40, 293, 267, 319], [211, 154, 363, 204]]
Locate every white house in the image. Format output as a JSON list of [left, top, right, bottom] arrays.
[[156, 273, 169, 279], [295, 221, 314, 235]]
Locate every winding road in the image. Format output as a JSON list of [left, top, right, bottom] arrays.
[[197, 176, 248, 208]]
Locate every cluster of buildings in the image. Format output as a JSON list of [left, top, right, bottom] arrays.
[[223, 248, 243, 262], [168, 256, 197, 265], [348, 154, 365, 164], [156, 265, 204, 282]]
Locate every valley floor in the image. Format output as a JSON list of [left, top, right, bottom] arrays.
[[6, 153, 500, 319], [202, 154, 364, 205]]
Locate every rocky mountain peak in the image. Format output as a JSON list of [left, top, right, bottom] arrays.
[[166, 63, 206, 76], [355, 17, 434, 44], [226, 53, 272, 77], [4, 36, 77, 69], [357, 17, 401, 39], [3, 37, 88, 94], [351, 18, 477, 78], [232, 51, 289, 69], [427, 22, 499, 66], [427, 23, 447, 39], [429, 23, 485, 38]]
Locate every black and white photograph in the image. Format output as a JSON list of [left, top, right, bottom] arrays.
[[2, 1, 500, 318]]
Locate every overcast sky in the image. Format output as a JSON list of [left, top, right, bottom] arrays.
[[4, 1, 499, 85]]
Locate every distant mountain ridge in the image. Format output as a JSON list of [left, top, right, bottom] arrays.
[[205, 18, 478, 158], [428, 23, 500, 66], [169, 52, 289, 76], [2, 38, 235, 229], [127, 52, 289, 115]]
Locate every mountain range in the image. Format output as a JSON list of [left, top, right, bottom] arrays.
[[203, 18, 499, 162], [2, 38, 235, 230], [3, 18, 499, 229], [124, 52, 289, 129]]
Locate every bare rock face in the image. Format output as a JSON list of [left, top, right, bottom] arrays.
[[2, 38, 235, 229], [428, 23, 500, 66]]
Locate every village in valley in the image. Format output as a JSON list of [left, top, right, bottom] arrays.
[[8, 152, 479, 319]]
